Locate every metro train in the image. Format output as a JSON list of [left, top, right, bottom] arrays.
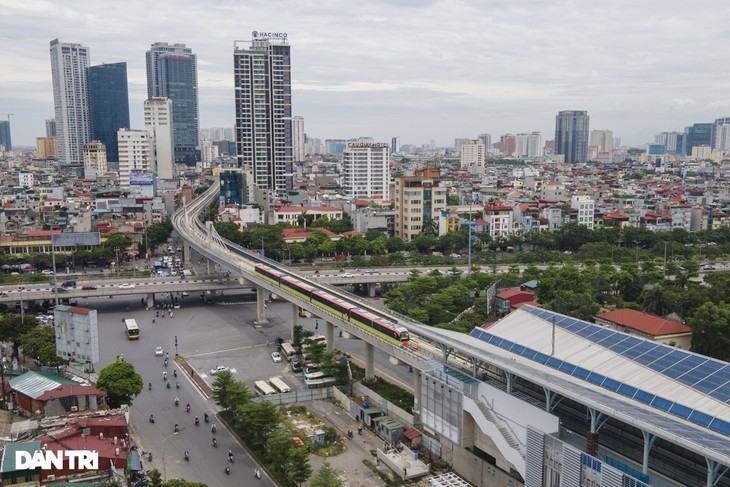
[[255, 264, 409, 346]]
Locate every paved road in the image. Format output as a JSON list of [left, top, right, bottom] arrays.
[[92, 294, 275, 485]]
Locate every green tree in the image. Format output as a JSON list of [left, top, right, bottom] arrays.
[[19, 323, 54, 361], [103, 233, 134, 251], [311, 462, 343, 487], [148, 469, 163, 487], [546, 290, 600, 322], [292, 325, 313, 351], [163, 480, 208, 487], [96, 360, 143, 408], [688, 302, 730, 361], [288, 447, 313, 486], [267, 428, 295, 476], [211, 371, 252, 413], [237, 401, 279, 451], [0, 313, 38, 362]]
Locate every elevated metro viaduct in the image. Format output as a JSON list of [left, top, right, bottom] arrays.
[[172, 181, 730, 487]]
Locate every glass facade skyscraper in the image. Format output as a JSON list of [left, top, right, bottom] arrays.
[[146, 42, 200, 165], [554, 110, 590, 163], [87, 62, 130, 163], [0, 121, 11, 151], [234, 37, 293, 196]]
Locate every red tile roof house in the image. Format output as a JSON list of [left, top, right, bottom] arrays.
[[594, 308, 692, 349], [494, 289, 539, 313], [9, 371, 105, 418]]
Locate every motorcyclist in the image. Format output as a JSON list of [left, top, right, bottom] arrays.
[[255, 467, 261, 478], [163, 371, 167, 380], [166, 381, 171, 389], [184, 451, 189, 461], [195, 416, 200, 426], [149, 414, 155, 423], [174, 424, 180, 433], [185, 403, 191, 413], [228, 450, 234, 462], [211, 424, 217, 434], [174, 397, 179, 407], [225, 465, 230, 474], [212, 437, 218, 447], [204, 413, 209, 423], [173, 369, 177, 377], [176, 381, 180, 389], [148, 382, 152, 390]]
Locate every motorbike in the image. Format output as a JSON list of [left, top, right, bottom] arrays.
[[149, 415, 155, 424], [185, 404, 191, 413], [173, 369, 177, 377], [176, 382, 180, 389], [195, 417, 200, 426], [184, 451, 189, 461], [174, 398, 179, 407], [148, 382, 152, 391], [204, 413, 209, 423], [228, 451, 234, 463], [174, 424, 180, 433], [212, 438, 218, 448], [225, 465, 230, 475], [166, 381, 171, 389], [347, 430, 353, 438], [211, 425, 217, 434], [255, 468, 261, 479]]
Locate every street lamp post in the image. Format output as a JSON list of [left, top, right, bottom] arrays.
[[114, 247, 120, 274], [467, 200, 473, 274], [51, 243, 59, 306], [18, 287, 25, 326]]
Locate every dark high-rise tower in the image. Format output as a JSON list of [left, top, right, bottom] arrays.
[[555, 110, 590, 163], [233, 36, 293, 196], [87, 62, 130, 163], [0, 121, 11, 151], [146, 42, 200, 165]]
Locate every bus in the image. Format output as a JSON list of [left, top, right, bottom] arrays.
[[303, 371, 336, 389], [280, 342, 297, 361], [254, 380, 276, 396], [269, 377, 291, 394], [124, 319, 140, 340]]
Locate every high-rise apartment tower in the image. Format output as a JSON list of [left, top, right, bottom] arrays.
[[50, 39, 90, 165], [233, 36, 293, 196]]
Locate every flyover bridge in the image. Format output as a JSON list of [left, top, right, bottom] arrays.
[[172, 181, 730, 487]]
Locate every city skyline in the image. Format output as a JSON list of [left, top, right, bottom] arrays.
[[2, 0, 730, 148]]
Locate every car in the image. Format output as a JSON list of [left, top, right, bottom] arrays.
[[41, 270, 54, 275], [53, 287, 69, 293], [703, 264, 716, 271], [341, 272, 356, 278], [290, 360, 303, 373], [119, 283, 135, 289], [155, 347, 164, 357], [210, 365, 230, 375], [181, 291, 189, 296], [81, 285, 97, 290], [271, 351, 283, 363]]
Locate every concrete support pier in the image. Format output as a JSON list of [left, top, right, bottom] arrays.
[[326, 321, 334, 352], [146, 293, 155, 309], [255, 286, 268, 325], [365, 342, 375, 379], [290, 303, 298, 337]]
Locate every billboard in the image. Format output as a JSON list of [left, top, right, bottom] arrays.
[[129, 171, 155, 186], [51, 232, 101, 248]]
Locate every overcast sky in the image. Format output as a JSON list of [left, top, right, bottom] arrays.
[[2, 0, 730, 148]]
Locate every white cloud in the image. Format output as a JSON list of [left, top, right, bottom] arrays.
[[2, 0, 730, 146]]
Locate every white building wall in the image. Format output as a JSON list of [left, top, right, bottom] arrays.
[[292, 116, 305, 162], [343, 143, 390, 199], [460, 140, 486, 169], [144, 98, 175, 179], [571, 195, 595, 230], [118, 129, 151, 187]]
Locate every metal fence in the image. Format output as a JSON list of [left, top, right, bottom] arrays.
[[250, 387, 333, 405]]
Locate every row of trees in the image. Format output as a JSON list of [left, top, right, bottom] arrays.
[[211, 370, 345, 486], [383, 256, 730, 361]]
